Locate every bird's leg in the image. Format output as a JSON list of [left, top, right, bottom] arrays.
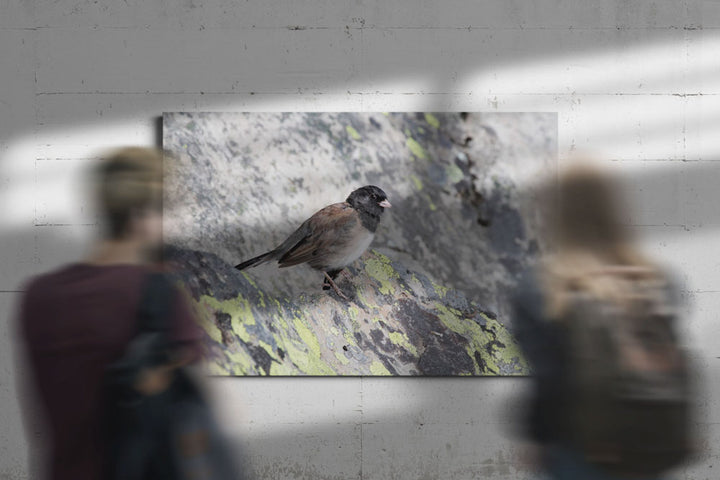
[[323, 271, 349, 300], [322, 269, 343, 290]]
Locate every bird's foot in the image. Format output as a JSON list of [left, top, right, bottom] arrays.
[[323, 271, 350, 301], [324, 270, 351, 284]]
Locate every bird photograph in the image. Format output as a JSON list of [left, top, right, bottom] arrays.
[[162, 112, 554, 376], [234, 185, 391, 300]]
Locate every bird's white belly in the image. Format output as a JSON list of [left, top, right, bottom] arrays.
[[328, 231, 374, 269]]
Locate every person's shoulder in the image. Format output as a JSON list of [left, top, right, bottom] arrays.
[[20, 264, 77, 296], [17, 265, 85, 330], [20, 275, 42, 296], [24, 263, 156, 294]]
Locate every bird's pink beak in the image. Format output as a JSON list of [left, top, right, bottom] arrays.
[[379, 199, 391, 208]]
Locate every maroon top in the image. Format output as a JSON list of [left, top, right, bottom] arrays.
[[17, 263, 202, 480]]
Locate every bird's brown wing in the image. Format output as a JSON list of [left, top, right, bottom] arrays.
[[277, 202, 358, 268]]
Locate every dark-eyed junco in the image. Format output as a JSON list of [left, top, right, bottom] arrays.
[[235, 185, 391, 299]]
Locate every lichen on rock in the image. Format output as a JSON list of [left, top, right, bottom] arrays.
[[162, 112, 556, 376], [166, 245, 528, 376]]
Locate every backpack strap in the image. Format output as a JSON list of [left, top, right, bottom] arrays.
[[136, 272, 174, 334], [133, 272, 177, 367]]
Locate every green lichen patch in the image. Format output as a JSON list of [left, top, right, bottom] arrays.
[[410, 174, 423, 191], [406, 137, 427, 160], [388, 331, 418, 356], [446, 163, 465, 184], [348, 305, 360, 322], [431, 303, 525, 375], [346, 125, 361, 140], [198, 294, 255, 343], [370, 360, 392, 376], [364, 252, 400, 295], [334, 351, 351, 365], [424, 113, 440, 128], [432, 282, 449, 298], [426, 195, 437, 211]]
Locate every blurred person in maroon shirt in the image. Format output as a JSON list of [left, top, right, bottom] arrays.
[[15, 147, 202, 480]]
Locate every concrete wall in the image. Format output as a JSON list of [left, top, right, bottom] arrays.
[[1, 1, 718, 478]]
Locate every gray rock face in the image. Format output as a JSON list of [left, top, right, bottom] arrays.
[[165, 245, 527, 376], [163, 112, 555, 375]]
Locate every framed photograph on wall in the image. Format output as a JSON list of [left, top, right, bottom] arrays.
[[162, 112, 556, 376]]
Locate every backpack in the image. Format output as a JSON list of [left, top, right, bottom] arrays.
[[103, 272, 242, 480], [561, 270, 694, 476]]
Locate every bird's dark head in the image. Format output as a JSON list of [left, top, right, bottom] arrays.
[[347, 185, 391, 217], [347, 186, 390, 232]]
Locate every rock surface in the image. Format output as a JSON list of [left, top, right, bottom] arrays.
[[166, 245, 528, 376], [162, 112, 555, 375]]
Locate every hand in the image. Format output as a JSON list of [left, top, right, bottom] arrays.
[[134, 365, 173, 395]]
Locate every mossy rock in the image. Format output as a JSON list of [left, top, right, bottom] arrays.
[[166, 245, 528, 376]]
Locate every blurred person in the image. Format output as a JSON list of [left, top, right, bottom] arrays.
[[511, 162, 695, 479], [15, 147, 204, 480]]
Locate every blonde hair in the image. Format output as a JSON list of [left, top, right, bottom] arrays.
[[540, 163, 661, 318], [95, 147, 163, 239]]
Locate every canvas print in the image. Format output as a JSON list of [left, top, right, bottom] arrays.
[[162, 112, 556, 376]]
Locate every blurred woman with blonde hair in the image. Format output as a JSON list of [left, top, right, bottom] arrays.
[[512, 161, 693, 480], [540, 162, 662, 319]]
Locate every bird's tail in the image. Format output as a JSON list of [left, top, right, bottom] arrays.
[[234, 251, 276, 270]]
